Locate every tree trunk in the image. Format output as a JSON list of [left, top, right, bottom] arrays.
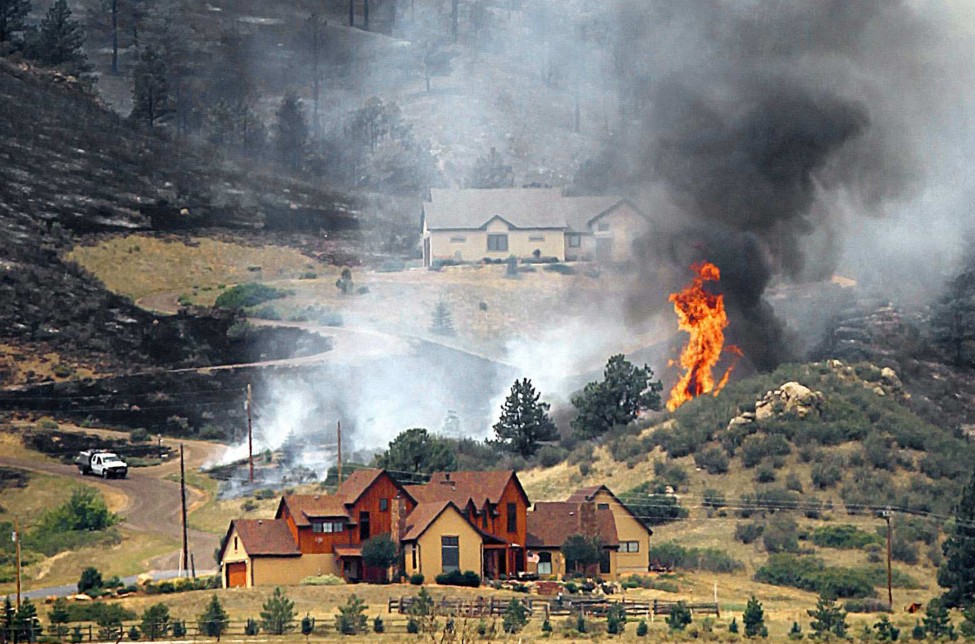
[[111, 0, 118, 74], [349, 0, 354, 27]]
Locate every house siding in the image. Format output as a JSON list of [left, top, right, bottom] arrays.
[[590, 489, 651, 575], [250, 554, 338, 586], [404, 509, 483, 578], [528, 548, 618, 580], [220, 527, 252, 588], [427, 218, 566, 264], [589, 203, 648, 263]]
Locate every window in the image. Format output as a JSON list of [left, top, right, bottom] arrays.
[[528, 235, 545, 242], [379, 498, 388, 512], [442, 536, 460, 573], [359, 511, 370, 541], [450, 236, 466, 243], [313, 520, 345, 533], [599, 552, 611, 574], [597, 222, 610, 232], [506, 502, 517, 533], [411, 546, 417, 570], [487, 234, 508, 252], [621, 541, 640, 553], [234, 537, 238, 551], [537, 552, 552, 575], [481, 513, 488, 530], [567, 234, 581, 248], [597, 503, 610, 510]]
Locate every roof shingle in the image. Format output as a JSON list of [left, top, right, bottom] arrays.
[[526, 502, 619, 549], [423, 189, 627, 231], [232, 519, 301, 556]]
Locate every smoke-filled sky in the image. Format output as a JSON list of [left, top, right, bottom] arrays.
[[222, 0, 975, 455]]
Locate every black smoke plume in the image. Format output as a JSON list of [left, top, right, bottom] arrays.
[[613, 0, 947, 370]]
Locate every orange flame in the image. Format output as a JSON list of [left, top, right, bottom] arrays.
[[667, 262, 742, 412]]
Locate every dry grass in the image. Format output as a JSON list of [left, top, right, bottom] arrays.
[[0, 344, 97, 386], [66, 235, 321, 301]]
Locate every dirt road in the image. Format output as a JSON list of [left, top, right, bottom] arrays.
[[0, 437, 222, 574]]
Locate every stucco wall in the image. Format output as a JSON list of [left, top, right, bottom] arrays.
[[404, 509, 483, 578], [220, 527, 251, 587], [251, 554, 338, 586], [427, 218, 566, 263], [591, 204, 648, 263], [592, 490, 650, 574], [529, 548, 618, 580]]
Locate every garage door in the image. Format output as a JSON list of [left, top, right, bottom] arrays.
[[226, 562, 247, 588]]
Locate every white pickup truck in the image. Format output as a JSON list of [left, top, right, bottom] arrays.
[[75, 450, 128, 479]]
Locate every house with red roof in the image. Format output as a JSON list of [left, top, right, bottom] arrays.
[[219, 468, 532, 587]]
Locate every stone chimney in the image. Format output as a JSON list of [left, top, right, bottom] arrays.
[[390, 494, 408, 541], [579, 501, 598, 539]]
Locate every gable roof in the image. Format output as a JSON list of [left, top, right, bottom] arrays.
[[223, 519, 300, 558], [401, 501, 507, 544], [277, 469, 416, 527], [565, 485, 653, 537], [423, 189, 628, 231], [423, 470, 529, 508], [526, 502, 619, 549]]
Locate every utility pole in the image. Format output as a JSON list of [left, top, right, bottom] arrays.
[[336, 421, 343, 485], [180, 443, 189, 579], [882, 507, 893, 610], [13, 517, 21, 608], [246, 384, 254, 483]]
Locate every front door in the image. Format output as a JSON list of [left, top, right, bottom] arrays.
[[343, 559, 360, 581]]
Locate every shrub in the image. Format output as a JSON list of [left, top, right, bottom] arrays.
[[648, 542, 744, 573], [763, 515, 800, 553], [215, 283, 291, 309], [891, 534, 919, 564], [735, 521, 765, 545], [636, 619, 648, 637], [653, 460, 689, 489], [786, 472, 804, 493], [372, 616, 384, 633], [502, 599, 529, 634], [334, 595, 367, 635], [128, 626, 140, 640], [409, 573, 424, 586], [811, 525, 881, 550], [844, 598, 893, 614], [406, 618, 419, 634], [694, 445, 730, 474], [543, 263, 576, 275], [811, 454, 844, 488], [743, 596, 766, 638], [622, 483, 689, 526], [755, 463, 777, 483], [435, 570, 481, 587], [243, 619, 259, 636], [666, 602, 692, 631], [606, 603, 627, 635], [78, 567, 103, 594], [729, 617, 739, 634], [702, 488, 726, 512], [740, 434, 791, 468], [537, 445, 567, 468], [754, 554, 877, 598]]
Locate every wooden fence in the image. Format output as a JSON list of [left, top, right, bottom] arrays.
[[387, 595, 720, 620]]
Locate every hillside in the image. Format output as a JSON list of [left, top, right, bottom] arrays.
[[522, 360, 975, 609]]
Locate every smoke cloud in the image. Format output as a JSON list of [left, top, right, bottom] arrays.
[[615, 0, 975, 369]]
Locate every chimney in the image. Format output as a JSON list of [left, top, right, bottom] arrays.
[[579, 501, 597, 539], [390, 494, 407, 541]]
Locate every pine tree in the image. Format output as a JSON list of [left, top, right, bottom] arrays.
[[260, 588, 295, 635], [48, 598, 70, 642], [743, 595, 765, 638], [874, 615, 900, 642], [14, 599, 40, 643], [197, 595, 228, 640], [31, 0, 92, 78], [334, 595, 366, 635], [273, 91, 308, 171], [571, 354, 663, 438], [2, 597, 13, 644], [807, 595, 847, 639], [939, 465, 975, 607], [492, 378, 558, 458], [0, 0, 31, 44], [466, 147, 513, 189], [140, 604, 170, 641], [430, 300, 454, 335], [921, 599, 955, 640], [130, 45, 170, 126]]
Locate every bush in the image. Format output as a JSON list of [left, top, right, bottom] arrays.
[[844, 598, 893, 614], [409, 573, 424, 586], [666, 602, 692, 631], [754, 554, 877, 598], [735, 522, 765, 545], [214, 283, 291, 309], [811, 454, 845, 488], [740, 434, 791, 468], [653, 460, 689, 489], [244, 619, 259, 636], [812, 525, 882, 549], [636, 619, 648, 637], [435, 570, 481, 587], [702, 488, 726, 512], [648, 542, 744, 573], [755, 463, 777, 483], [763, 515, 800, 553], [694, 445, 730, 474], [537, 445, 567, 468], [543, 263, 576, 275], [78, 567, 103, 594], [786, 472, 804, 493], [372, 616, 384, 633], [502, 599, 529, 634]]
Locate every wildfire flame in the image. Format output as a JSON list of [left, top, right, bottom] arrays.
[[667, 261, 743, 412]]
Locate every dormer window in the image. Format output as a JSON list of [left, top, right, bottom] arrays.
[[312, 520, 345, 533]]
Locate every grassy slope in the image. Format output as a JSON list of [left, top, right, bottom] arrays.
[[520, 361, 971, 627]]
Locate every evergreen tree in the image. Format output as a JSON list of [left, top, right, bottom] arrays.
[[48, 598, 70, 642], [361, 534, 398, 581], [31, 0, 92, 78], [273, 91, 308, 171], [921, 599, 955, 640], [374, 427, 457, 475], [3, 597, 15, 644], [501, 599, 528, 634], [666, 602, 692, 631], [788, 620, 803, 640], [911, 620, 925, 640], [606, 602, 626, 635], [197, 595, 228, 640], [14, 599, 40, 643], [260, 588, 295, 635], [930, 254, 975, 367], [334, 596, 367, 635], [873, 615, 900, 642], [807, 595, 847, 639], [939, 465, 975, 607], [430, 300, 454, 335], [0, 0, 31, 44], [492, 378, 558, 458], [561, 534, 602, 574], [140, 604, 170, 641], [960, 603, 975, 639], [130, 45, 169, 126], [571, 354, 663, 438], [729, 617, 739, 634], [743, 596, 765, 638]]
